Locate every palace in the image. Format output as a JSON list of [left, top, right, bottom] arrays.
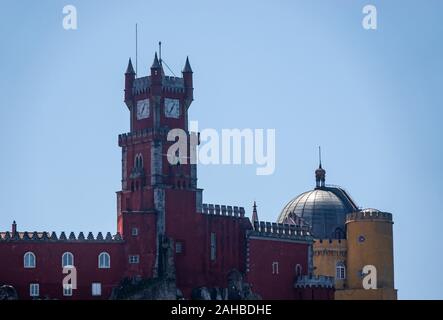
[[0, 52, 396, 300]]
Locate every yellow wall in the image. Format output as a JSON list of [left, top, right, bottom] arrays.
[[313, 239, 347, 290]]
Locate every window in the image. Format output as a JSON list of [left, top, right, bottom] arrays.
[[63, 284, 73, 296], [175, 241, 183, 254], [62, 252, 74, 267], [134, 154, 143, 169], [272, 262, 279, 275], [24, 252, 36, 268], [129, 255, 140, 264], [92, 283, 102, 296], [295, 264, 302, 277], [98, 252, 110, 268], [132, 227, 138, 236], [210, 233, 216, 261], [336, 262, 346, 279], [29, 283, 39, 297]]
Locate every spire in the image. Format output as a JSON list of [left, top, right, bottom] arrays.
[[183, 56, 193, 73], [252, 201, 259, 223], [151, 52, 161, 69], [126, 58, 135, 74], [315, 146, 326, 188]]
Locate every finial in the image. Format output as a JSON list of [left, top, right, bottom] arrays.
[[315, 147, 326, 188], [159, 41, 162, 64]]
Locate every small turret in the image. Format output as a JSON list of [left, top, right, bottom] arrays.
[[12, 220, 17, 236], [182, 56, 194, 102], [252, 201, 259, 223], [150, 52, 163, 93], [124, 58, 136, 107]]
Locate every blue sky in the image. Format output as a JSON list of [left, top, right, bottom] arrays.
[[1, 0, 442, 299]]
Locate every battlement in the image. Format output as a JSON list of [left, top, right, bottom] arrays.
[[118, 127, 170, 146], [248, 221, 312, 241], [132, 75, 185, 96], [294, 275, 335, 288], [346, 208, 393, 223], [201, 203, 245, 218], [0, 231, 123, 243]]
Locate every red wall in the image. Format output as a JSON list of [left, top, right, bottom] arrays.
[[0, 241, 125, 300], [246, 238, 309, 299]]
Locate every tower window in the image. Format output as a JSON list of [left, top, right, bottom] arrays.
[[24, 252, 36, 268], [29, 283, 39, 297], [132, 227, 139, 236], [210, 233, 216, 261], [336, 261, 346, 279], [98, 252, 110, 269], [272, 262, 279, 275]]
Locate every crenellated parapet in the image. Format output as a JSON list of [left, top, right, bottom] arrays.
[[118, 127, 170, 147], [0, 231, 123, 243], [346, 208, 393, 224], [132, 76, 186, 96], [248, 221, 313, 241], [294, 275, 335, 288], [201, 203, 246, 218]]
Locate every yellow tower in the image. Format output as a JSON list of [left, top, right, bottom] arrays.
[[336, 209, 397, 300]]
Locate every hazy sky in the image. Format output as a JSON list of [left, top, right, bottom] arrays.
[[1, 0, 442, 299]]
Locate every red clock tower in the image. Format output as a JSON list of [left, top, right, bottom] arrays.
[[117, 53, 200, 281]]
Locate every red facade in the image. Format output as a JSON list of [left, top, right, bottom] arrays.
[[0, 54, 333, 300]]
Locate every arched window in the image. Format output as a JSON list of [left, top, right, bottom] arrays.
[[98, 252, 110, 269], [295, 264, 303, 277], [24, 252, 36, 268], [134, 154, 143, 169], [336, 261, 346, 279], [62, 252, 74, 267]]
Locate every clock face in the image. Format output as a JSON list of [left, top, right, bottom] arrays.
[[136, 99, 150, 120], [164, 98, 180, 118]]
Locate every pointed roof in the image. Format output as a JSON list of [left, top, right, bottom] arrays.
[[126, 58, 135, 74], [252, 201, 259, 223], [183, 56, 193, 73], [151, 52, 162, 69]]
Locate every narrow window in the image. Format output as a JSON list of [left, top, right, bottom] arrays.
[[131, 227, 138, 236], [24, 252, 36, 268], [296, 264, 302, 277], [29, 283, 39, 297], [210, 233, 216, 261], [272, 261, 279, 275], [92, 283, 102, 296], [98, 252, 110, 268]]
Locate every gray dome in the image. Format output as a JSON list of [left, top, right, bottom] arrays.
[[277, 187, 358, 239]]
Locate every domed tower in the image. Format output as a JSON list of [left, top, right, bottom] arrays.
[[336, 209, 397, 300], [277, 150, 358, 239]]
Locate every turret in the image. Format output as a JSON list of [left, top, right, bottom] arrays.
[[182, 56, 194, 102], [124, 58, 135, 107], [150, 52, 163, 94]]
